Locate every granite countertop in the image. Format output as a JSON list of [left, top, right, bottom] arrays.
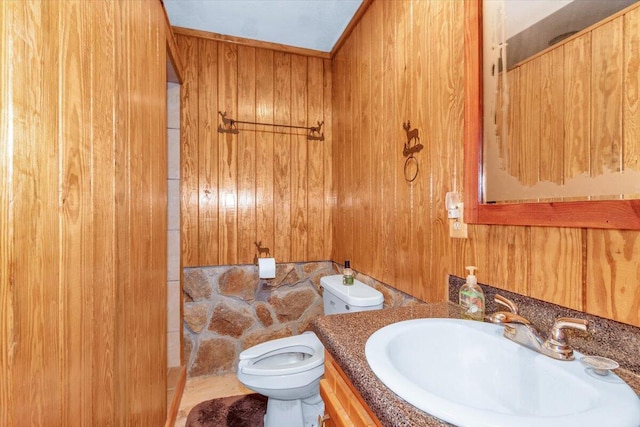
[[311, 302, 640, 427]]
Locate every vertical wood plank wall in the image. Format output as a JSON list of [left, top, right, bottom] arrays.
[[332, 0, 465, 303], [1, 1, 168, 425], [332, 0, 640, 327], [177, 33, 332, 267]]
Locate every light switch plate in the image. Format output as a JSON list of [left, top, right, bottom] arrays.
[[449, 203, 468, 239]]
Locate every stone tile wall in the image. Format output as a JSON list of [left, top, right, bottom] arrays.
[[183, 261, 421, 377]]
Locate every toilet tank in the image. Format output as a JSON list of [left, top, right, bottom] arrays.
[[320, 274, 384, 315]]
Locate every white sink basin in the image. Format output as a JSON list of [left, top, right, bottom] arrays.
[[365, 318, 640, 427]]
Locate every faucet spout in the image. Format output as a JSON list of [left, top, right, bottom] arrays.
[[489, 311, 546, 353]]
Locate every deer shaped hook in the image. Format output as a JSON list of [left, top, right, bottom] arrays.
[[402, 121, 423, 157]]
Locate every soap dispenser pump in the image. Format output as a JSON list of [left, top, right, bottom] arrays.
[[459, 266, 485, 321]]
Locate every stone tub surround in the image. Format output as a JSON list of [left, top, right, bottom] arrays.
[[182, 261, 420, 378], [448, 275, 640, 388]]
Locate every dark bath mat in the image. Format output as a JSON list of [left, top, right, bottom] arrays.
[[186, 393, 268, 427]]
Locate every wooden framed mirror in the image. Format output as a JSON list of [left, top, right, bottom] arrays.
[[463, 0, 640, 229]]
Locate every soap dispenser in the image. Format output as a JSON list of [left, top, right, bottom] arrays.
[[459, 266, 485, 321]]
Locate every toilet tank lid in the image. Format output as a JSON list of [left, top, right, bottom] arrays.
[[320, 274, 384, 306]]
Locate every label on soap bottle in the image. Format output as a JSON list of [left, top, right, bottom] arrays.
[[460, 289, 483, 320]]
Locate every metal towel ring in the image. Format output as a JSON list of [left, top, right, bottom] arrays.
[[404, 155, 419, 183]]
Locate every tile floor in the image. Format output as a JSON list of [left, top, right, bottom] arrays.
[[174, 373, 252, 426]]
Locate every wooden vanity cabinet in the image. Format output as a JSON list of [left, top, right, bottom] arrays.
[[320, 351, 383, 427]]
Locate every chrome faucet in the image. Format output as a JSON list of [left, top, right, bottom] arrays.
[[489, 295, 588, 361]]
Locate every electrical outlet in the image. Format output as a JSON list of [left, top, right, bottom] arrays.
[[449, 203, 468, 239]]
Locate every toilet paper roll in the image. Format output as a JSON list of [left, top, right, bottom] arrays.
[[258, 257, 276, 279]]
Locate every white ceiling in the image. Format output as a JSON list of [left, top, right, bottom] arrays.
[[164, 0, 364, 53]]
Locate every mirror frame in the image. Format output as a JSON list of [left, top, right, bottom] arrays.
[[463, 0, 640, 230]]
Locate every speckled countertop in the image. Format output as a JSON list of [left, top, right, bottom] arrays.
[[311, 301, 640, 427]]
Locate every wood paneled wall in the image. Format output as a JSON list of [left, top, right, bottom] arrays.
[[332, 0, 465, 303], [496, 4, 640, 197], [177, 33, 332, 267], [1, 1, 168, 424], [332, 0, 640, 327]]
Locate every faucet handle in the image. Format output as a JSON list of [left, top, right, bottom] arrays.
[[552, 317, 588, 332], [544, 317, 588, 360], [494, 294, 518, 314]]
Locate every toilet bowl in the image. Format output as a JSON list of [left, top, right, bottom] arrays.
[[237, 331, 325, 427], [236, 274, 383, 427]]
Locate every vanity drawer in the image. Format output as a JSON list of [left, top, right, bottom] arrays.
[[320, 350, 382, 427]]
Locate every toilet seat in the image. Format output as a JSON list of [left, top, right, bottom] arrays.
[[239, 332, 324, 377]]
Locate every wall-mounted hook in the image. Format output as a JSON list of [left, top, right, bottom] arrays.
[[402, 121, 423, 157]]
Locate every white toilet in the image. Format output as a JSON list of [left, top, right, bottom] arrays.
[[237, 274, 383, 427]]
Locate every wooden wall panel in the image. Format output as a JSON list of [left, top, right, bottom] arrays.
[[237, 46, 257, 263], [61, 2, 93, 421], [255, 49, 275, 263], [427, 0, 464, 299], [586, 230, 640, 325], [379, 0, 397, 286], [218, 43, 239, 264], [0, 2, 12, 424], [412, 0, 430, 301], [625, 7, 640, 173], [519, 58, 541, 188], [179, 36, 332, 266], [369, 1, 383, 276], [357, 12, 371, 275], [308, 57, 325, 261], [8, 2, 63, 423], [467, 225, 530, 296], [332, 0, 640, 327], [539, 47, 564, 188], [274, 52, 292, 261], [178, 34, 200, 267], [2, 0, 168, 424], [564, 34, 591, 180], [291, 55, 309, 262], [113, 2, 134, 421], [591, 17, 623, 175], [90, 0, 117, 420], [322, 59, 333, 261], [392, 0, 412, 296], [529, 228, 583, 310], [198, 39, 219, 265], [506, 68, 522, 185]]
